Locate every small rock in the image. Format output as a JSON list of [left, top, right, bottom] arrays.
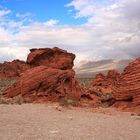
[[56, 106, 62, 111], [137, 113, 140, 116], [49, 130, 58, 134], [131, 113, 135, 116]]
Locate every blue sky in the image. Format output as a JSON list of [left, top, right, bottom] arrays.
[[0, 0, 140, 66], [0, 0, 87, 25]]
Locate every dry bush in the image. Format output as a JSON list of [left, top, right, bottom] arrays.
[[0, 79, 16, 95], [59, 98, 79, 107], [76, 77, 94, 86], [101, 93, 115, 107], [0, 97, 10, 104], [0, 95, 32, 105]]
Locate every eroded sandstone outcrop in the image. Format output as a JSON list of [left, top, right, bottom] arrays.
[[113, 58, 140, 108], [3, 47, 85, 102], [27, 47, 75, 70], [3, 66, 84, 102], [0, 60, 29, 79], [90, 58, 140, 112], [91, 70, 120, 96], [2, 47, 140, 112], [87, 70, 120, 107]]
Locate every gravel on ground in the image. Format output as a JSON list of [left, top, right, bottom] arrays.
[[0, 103, 140, 140]]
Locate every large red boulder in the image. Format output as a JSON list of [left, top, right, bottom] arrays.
[[3, 66, 84, 102], [27, 47, 75, 70], [0, 60, 29, 79]]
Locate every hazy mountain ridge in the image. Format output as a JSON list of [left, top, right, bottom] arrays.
[[75, 59, 132, 78]]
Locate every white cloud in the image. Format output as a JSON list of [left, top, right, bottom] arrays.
[[67, 0, 140, 60], [0, 27, 12, 41], [66, 0, 96, 18], [0, 46, 29, 62], [0, 0, 140, 67], [44, 19, 59, 26], [0, 9, 10, 18], [16, 12, 32, 19]]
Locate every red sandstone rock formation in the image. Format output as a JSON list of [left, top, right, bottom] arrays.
[[113, 58, 140, 108], [27, 47, 75, 70], [2, 47, 140, 112], [3, 47, 85, 102], [90, 59, 140, 112], [0, 60, 29, 79], [3, 66, 84, 102], [91, 70, 120, 95]]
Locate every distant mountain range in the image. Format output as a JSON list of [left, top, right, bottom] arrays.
[[75, 59, 132, 78]]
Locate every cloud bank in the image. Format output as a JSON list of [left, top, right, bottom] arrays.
[[0, 0, 140, 66]]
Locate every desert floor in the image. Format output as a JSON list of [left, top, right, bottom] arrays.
[[0, 103, 140, 140]]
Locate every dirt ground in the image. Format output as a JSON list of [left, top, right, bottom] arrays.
[[0, 103, 140, 140]]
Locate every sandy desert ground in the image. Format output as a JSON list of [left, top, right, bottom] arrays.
[[0, 103, 140, 140]]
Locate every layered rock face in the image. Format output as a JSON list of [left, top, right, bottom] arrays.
[[88, 70, 120, 107], [0, 60, 29, 79], [113, 58, 140, 106], [4, 66, 83, 101], [27, 47, 75, 70], [3, 47, 84, 102], [90, 58, 140, 112], [91, 70, 120, 95], [2, 47, 140, 112]]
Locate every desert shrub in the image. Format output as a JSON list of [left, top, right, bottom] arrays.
[[101, 93, 115, 107], [12, 95, 25, 105], [76, 78, 94, 86], [0, 95, 32, 105], [0, 79, 16, 95], [0, 97, 10, 104], [59, 98, 79, 107], [101, 93, 114, 102]]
